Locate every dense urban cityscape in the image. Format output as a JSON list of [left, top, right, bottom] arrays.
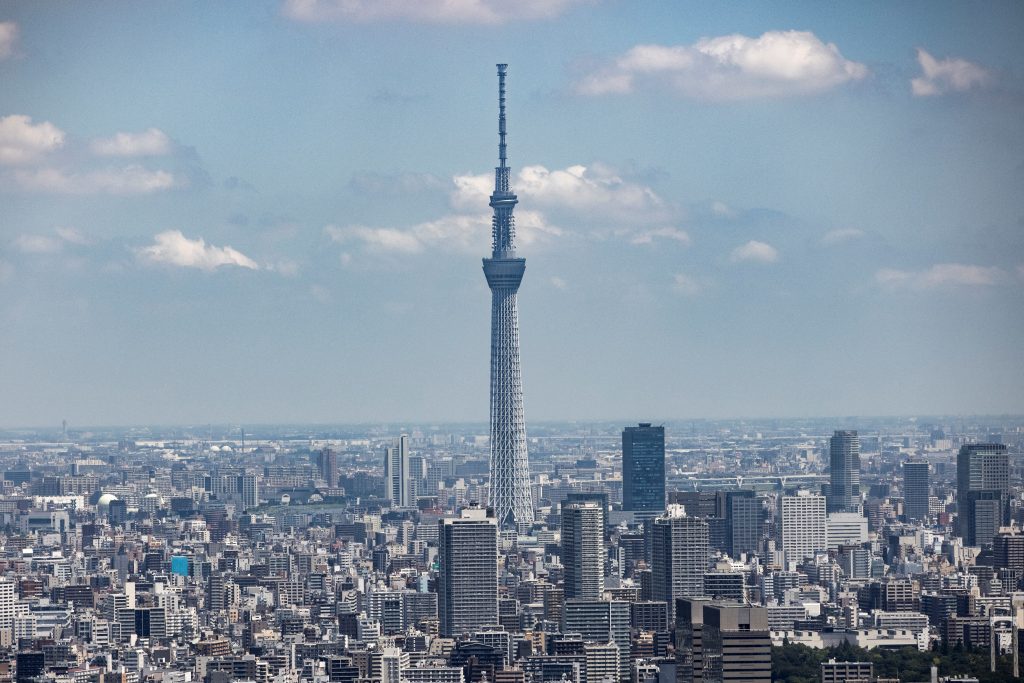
[[0, 417, 1022, 683]]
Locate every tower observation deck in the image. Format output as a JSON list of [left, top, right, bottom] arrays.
[[483, 64, 533, 530]]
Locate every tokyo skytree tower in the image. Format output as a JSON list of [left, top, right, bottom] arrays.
[[482, 64, 534, 530]]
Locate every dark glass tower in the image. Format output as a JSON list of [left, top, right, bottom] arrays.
[[903, 461, 930, 522], [827, 430, 861, 513], [957, 443, 1009, 546], [622, 423, 665, 521]]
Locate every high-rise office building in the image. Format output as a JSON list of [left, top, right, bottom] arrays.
[[483, 64, 534, 531], [729, 494, 765, 558], [903, 461, 930, 522], [827, 430, 860, 513], [562, 599, 631, 682], [240, 473, 259, 511], [957, 443, 1009, 546], [779, 491, 827, 565], [651, 505, 709, 621], [623, 423, 666, 521], [385, 435, 412, 507], [676, 599, 771, 683], [561, 500, 605, 600], [438, 506, 498, 637], [318, 447, 338, 487]]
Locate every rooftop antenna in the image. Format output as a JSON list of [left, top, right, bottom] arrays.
[[497, 63, 508, 171]]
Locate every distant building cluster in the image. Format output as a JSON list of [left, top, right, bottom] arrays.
[[0, 417, 1020, 683]]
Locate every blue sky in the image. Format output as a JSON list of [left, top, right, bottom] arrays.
[[1, 1, 1022, 427]]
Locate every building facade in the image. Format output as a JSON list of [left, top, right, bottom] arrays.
[[827, 430, 860, 513], [622, 423, 665, 522], [561, 500, 605, 601], [902, 461, 930, 522], [957, 443, 1009, 546], [438, 507, 498, 637], [779, 491, 827, 565], [651, 506, 709, 621]]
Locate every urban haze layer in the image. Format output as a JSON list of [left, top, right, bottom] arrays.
[[2, 42, 1024, 683]]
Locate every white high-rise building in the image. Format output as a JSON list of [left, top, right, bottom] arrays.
[[0, 578, 13, 631], [561, 501, 605, 600], [650, 505, 709, 622], [826, 512, 868, 550], [779, 491, 827, 564], [385, 435, 412, 507], [240, 473, 259, 511]]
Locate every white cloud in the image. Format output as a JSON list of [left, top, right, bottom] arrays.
[[283, 0, 588, 24], [136, 230, 258, 271], [0, 115, 65, 164], [710, 201, 736, 218], [0, 21, 17, 59], [452, 163, 672, 225], [13, 227, 91, 254], [333, 161, 676, 258], [309, 284, 332, 303], [14, 234, 63, 254], [630, 227, 691, 246], [820, 228, 865, 245], [327, 210, 562, 255], [672, 273, 702, 296], [576, 30, 868, 100], [730, 240, 778, 263], [550, 276, 567, 289], [13, 166, 176, 194], [875, 263, 1006, 289], [92, 128, 172, 157], [55, 227, 89, 245], [911, 48, 992, 97], [267, 260, 300, 277], [327, 225, 425, 253]]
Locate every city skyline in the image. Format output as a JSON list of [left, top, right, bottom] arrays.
[[2, 2, 1023, 427]]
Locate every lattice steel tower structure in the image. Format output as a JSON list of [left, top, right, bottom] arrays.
[[483, 64, 534, 530]]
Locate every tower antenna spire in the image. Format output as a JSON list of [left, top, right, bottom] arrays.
[[497, 63, 508, 169]]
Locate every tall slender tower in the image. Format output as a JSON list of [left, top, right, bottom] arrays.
[[827, 430, 861, 513], [483, 64, 534, 530]]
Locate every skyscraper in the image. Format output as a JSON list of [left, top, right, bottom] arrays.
[[561, 500, 605, 600], [729, 493, 765, 558], [957, 443, 1009, 546], [240, 473, 259, 511], [701, 602, 772, 683], [650, 505, 709, 621], [903, 461, 930, 522], [438, 506, 498, 637], [318, 447, 338, 487], [483, 64, 533, 531], [384, 435, 412, 508], [779, 490, 827, 565], [827, 430, 860, 513], [623, 423, 666, 521], [676, 599, 772, 683]]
